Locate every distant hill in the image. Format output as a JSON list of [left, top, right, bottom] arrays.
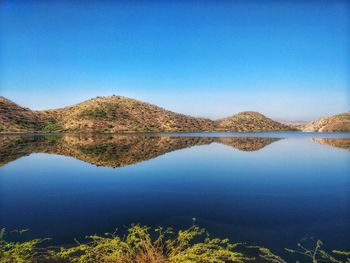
[[0, 95, 302, 133], [302, 113, 350, 132], [274, 119, 308, 130], [215, 111, 293, 132]]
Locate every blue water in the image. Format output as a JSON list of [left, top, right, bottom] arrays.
[[0, 133, 349, 259]]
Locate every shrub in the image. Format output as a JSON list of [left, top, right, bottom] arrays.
[[55, 225, 248, 263], [1, 226, 349, 263], [80, 108, 108, 120], [0, 228, 48, 263], [43, 122, 62, 132]]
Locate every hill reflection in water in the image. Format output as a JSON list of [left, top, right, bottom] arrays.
[[1, 134, 349, 168], [0, 134, 283, 168], [311, 138, 350, 151]]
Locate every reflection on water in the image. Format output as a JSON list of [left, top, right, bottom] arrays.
[[0, 133, 349, 259], [0, 134, 282, 167], [312, 138, 350, 151], [1, 134, 349, 168]]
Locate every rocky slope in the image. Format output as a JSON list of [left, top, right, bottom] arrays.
[[1, 95, 297, 132], [0, 96, 54, 132], [44, 96, 214, 132], [302, 113, 350, 132], [215, 111, 293, 132]]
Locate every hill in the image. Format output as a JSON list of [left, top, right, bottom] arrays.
[[215, 111, 294, 132], [302, 112, 350, 132], [1, 95, 297, 133], [44, 96, 214, 132], [0, 96, 54, 132]]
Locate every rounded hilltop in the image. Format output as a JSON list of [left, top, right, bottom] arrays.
[[41, 95, 214, 133], [302, 112, 350, 132], [214, 111, 294, 132], [3, 95, 348, 133]]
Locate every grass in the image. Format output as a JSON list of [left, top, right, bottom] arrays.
[[0, 225, 349, 263]]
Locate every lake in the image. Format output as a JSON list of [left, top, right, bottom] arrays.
[[0, 132, 349, 260]]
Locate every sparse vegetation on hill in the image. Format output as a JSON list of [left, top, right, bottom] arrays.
[[43, 122, 63, 132], [215, 111, 294, 132], [0, 97, 54, 132], [302, 113, 350, 132], [43, 96, 214, 133], [4, 95, 345, 133]]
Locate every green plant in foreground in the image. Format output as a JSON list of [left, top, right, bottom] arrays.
[[0, 228, 47, 263], [55, 224, 249, 263], [1, 225, 349, 263], [249, 238, 350, 263], [285, 239, 350, 263]]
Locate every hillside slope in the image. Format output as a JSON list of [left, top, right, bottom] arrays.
[[0, 96, 54, 132], [215, 111, 294, 132], [302, 113, 350, 132], [1, 96, 297, 132], [45, 96, 214, 132]]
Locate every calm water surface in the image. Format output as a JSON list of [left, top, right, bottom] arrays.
[[0, 132, 349, 259]]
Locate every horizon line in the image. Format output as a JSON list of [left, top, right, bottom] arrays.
[[2, 94, 346, 123]]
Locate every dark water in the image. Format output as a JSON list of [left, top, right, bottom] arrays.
[[0, 133, 349, 259]]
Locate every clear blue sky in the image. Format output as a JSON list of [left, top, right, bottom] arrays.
[[0, 0, 349, 120]]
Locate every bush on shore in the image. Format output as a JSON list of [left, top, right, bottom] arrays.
[[0, 225, 349, 263]]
